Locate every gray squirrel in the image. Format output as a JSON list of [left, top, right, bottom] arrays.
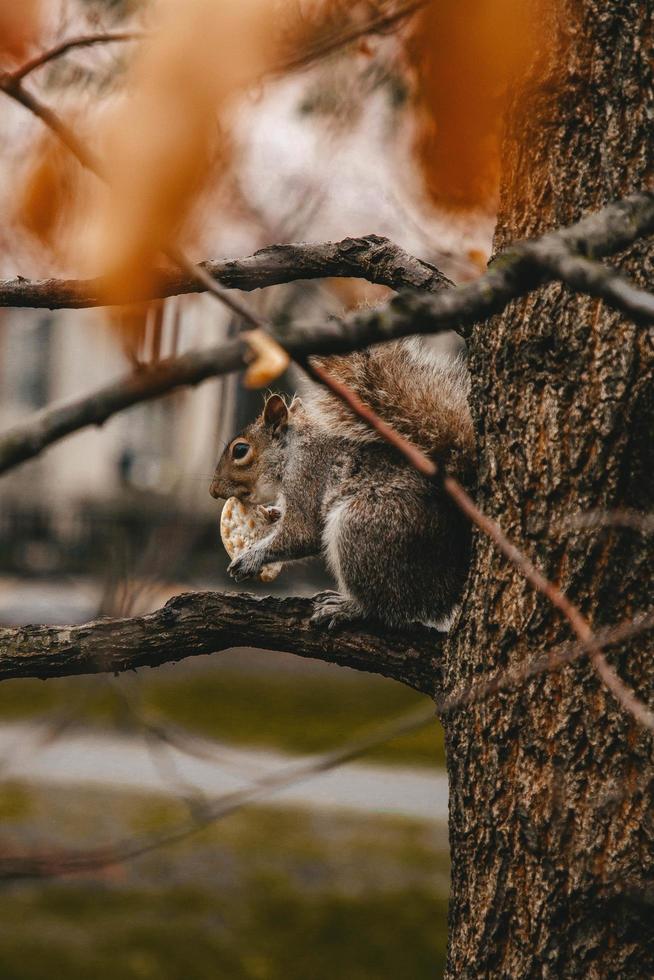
[[210, 338, 475, 629]]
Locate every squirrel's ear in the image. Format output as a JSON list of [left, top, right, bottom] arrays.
[[263, 394, 289, 434], [289, 395, 303, 413]]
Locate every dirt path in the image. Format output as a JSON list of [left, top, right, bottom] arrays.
[[0, 721, 448, 821]]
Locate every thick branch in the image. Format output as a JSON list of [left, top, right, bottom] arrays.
[[0, 591, 442, 695], [0, 236, 451, 309], [298, 191, 654, 351], [0, 195, 649, 335], [0, 194, 652, 477]]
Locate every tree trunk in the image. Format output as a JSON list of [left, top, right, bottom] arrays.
[[443, 2, 654, 976]]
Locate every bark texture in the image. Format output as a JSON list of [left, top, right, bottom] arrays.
[[444, 2, 654, 976], [0, 592, 442, 695], [1, 194, 651, 479], [0, 235, 451, 309]]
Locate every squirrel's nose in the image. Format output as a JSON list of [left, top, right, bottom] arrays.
[[209, 479, 222, 500]]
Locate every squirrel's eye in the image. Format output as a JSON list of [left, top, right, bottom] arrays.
[[232, 442, 250, 461]]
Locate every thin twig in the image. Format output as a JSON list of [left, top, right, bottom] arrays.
[[0, 73, 265, 331], [0, 0, 426, 90], [443, 477, 654, 732], [437, 612, 654, 715], [0, 704, 436, 880], [555, 509, 654, 536], [2, 31, 144, 85], [303, 358, 437, 477], [274, 0, 428, 75]]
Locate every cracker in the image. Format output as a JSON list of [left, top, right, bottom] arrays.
[[220, 497, 283, 583]]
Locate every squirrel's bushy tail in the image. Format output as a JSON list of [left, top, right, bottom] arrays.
[[305, 338, 474, 465]]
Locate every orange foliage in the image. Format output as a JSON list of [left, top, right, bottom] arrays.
[[87, 0, 280, 305], [16, 132, 87, 250], [408, 0, 535, 211], [0, 1, 42, 63]]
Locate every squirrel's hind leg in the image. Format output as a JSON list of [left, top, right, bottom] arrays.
[[310, 590, 365, 630]]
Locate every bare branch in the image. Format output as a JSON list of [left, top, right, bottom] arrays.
[[274, 0, 428, 76], [0, 591, 443, 695], [0, 77, 104, 173], [0, 0, 426, 93], [0, 703, 436, 881], [0, 193, 652, 476], [0, 194, 650, 343], [1, 31, 144, 85], [444, 476, 654, 732], [0, 339, 247, 474], [526, 239, 654, 324], [0, 236, 451, 310]]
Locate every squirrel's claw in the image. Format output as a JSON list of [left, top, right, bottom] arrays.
[[228, 550, 263, 582], [311, 591, 363, 629]]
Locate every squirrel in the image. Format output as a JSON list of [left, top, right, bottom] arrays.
[[210, 338, 475, 629]]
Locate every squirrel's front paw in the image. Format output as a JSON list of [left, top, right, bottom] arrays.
[[228, 550, 263, 582]]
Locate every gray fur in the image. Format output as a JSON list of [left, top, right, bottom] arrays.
[[212, 340, 474, 629]]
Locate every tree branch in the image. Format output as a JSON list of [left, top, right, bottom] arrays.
[[0, 591, 443, 695], [0, 193, 652, 477], [0, 195, 650, 333], [0, 236, 452, 309], [0, 338, 248, 474], [1, 31, 143, 85]]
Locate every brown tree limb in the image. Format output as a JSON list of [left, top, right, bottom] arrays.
[[0, 591, 443, 695], [0, 191, 652, 477], [0, 338, 247, 474], [0, 194, 650, 332], [0, 236, 452, 309]]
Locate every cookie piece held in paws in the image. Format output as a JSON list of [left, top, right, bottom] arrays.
[[220, 497, 282, 583]]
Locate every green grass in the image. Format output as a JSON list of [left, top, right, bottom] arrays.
[[0, 883, 448, 980], [0, 653, 445, 767], [0, 787, 450, 980]]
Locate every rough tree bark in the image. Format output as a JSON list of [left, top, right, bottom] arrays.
[[0, 592, 440, 694], [443, 2, 654, 976]]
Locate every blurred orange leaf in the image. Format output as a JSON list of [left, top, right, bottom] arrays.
[[16, 132, 86, 251], [408, 0, 535, 212], [243, 329, 291, 389], [0, 1, 42, 63], [88, 0, 280, 306]]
